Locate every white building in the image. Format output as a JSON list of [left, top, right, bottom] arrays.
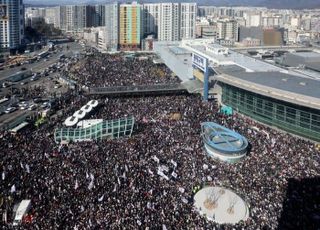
[[103, 3, 118, 51], [141, 3, 197, 41], [59, 5, 87, 33], [158, 3, 180, 41], [244, 13, 261, 27], [0, 0, 24, 51], [217, 19, 238, 41], [180, 3, 197, 39]]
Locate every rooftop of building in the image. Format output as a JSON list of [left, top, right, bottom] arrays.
[[288, 51, 320, 59], [218, 66, 320, 99], [182, 41, 284, 72], [154, 40, 320, 109]]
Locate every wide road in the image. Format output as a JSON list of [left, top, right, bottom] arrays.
[[0, 41, 84, 130], [0, 42, 83, 81]]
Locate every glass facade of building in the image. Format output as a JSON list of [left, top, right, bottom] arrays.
[[54, 116, 135, 143], [221, 83, 320, 141]]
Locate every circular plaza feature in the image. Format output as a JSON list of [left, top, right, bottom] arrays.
[[194, 186, 249, 224], [201, 122, 248, 163]]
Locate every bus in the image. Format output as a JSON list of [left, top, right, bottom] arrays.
[[38, 50, 49, 59], [13, 200, 31, 226]]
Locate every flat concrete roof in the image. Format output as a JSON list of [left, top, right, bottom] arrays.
[[216, 69, 320, 110], [224, 71, 320, 99], [188, 44, 284, 72], [289, 52, 320, 59]]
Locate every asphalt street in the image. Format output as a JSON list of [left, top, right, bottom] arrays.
[[0, 42, 84, 129]]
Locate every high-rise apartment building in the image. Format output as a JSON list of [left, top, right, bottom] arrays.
[[142, 3, 196, 41], [59, 5, 88, 33], [217, 19, 239, 41], [158, 3, 180, 41], [180, 3, 196, 39], [0, 0, 24, 51], [104, 3, 118, 51], [143, 3, 160, 37], [119, 2, 141, 50]]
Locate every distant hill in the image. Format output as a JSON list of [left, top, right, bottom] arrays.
[[24, 0, 320, 9]]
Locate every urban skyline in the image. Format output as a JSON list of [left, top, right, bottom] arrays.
[[24, 0, 320, 9]]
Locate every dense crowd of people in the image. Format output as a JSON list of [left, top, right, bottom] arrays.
[[0, 53, 319, 229], [68, 54, 181, 87]]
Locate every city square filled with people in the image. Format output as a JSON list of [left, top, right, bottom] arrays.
[[68, 53, 181, 88], [0, 53, 319, 229]]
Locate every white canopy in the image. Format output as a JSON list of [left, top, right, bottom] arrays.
[[81, 104, 93, 113], [73, 110, 86, 119], [87, 100, 99, 108], [65, 116, 78, 127]]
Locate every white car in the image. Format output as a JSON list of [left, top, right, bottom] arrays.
[[5, 107, 17, 114], [28, 104, 37, 111], [18, 101, 28, 107]]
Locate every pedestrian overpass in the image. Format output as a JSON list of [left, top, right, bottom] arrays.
[[85, 84, 188, 96]]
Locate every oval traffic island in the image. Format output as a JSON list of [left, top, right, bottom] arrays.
[[201, 122, 248, 163]]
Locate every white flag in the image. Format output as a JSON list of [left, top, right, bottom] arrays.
[[10, 184, 16, 193], [152, 155, 160, 163], [98, 194, 104, 202], [170, 160, 177, 168], [117, 177, 121, 185], [2, 172, 5, 181], [182, 197, 188, 204], [161, 165, 169, 172], [74, 179, 79, 190], [137, 220, 142, 226], [157, 170, 169, 180], [148, 169, 154, 175], [90, 173, 94, 181], [86, 171, 89, 179], [25, 164, 30, 174], [88, 180, 94, 190], [171, 171, 178, 178], [162, 224, 167, 230], [113, 184, 117, 192]]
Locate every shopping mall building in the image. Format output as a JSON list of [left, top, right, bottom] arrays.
[[154, 39, 320, 141]]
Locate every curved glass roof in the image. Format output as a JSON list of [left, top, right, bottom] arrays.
[[201, 122, 248, 153]]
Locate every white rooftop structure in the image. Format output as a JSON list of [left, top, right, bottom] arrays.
[[180, 40, 284, 72], [77, 119, 103, 129], [81, 104, 93, 113], [64, 116, 78, 127], [87, 100, 99, 108], [73, 110, 86, 120], [194, 186, 249, 224]]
